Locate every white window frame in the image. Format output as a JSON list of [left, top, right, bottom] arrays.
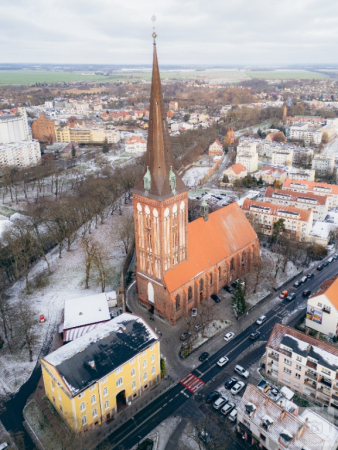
[[131, 368, 136, 377], [82, 416, 87, 426], [103, 387, 108, 397], [143, 372, 148, 381], [115, 367, 123, 375], [80, 402, 85, 412], [105, 401, 109, 410], [143, 360, 147, 369], [116, 377, 123, 387], [93, 408, 98, 418], [151, 366, 155, 375], [151, 354, 155, 363], [91, 394, 96, 405], [132, 381, 137, 390], [89, 385, 95, 391]]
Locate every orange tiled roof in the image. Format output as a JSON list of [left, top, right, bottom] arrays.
[[310, 275, 338, 308], [214, 139, 222, 147], [242, 199, 311, 222], [258, 166, 285, 175], [265, 187, 327, 206], [126, 136, 146, 145], [227, 163, 247, 175], [163, 203, 257, 292], [167, 111, 174, 117], [283, 178, 338, 195]]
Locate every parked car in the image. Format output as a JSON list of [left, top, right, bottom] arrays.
[[0, 444, 9, 450], [328, 257, 334, 263], [180, 332, 191, 341], [293, 280, 301, 288], [206, 391, 220, 404], [257, 379, 270, 393], [199, 352, 209, 362], [250, 331, 260, 340], [323, 261, 329, 267], [286, 293, 296, 301], [191, 308, 197, 317], [213, 396, 228, 410], [256, 315, 267, 326], [224, 332, 235, 341], [220, 402, 235, 415], [181, 342, 189, 350], [300, 276, 307, 284], [234, 364, 249, 378], [307, 273, 315, 279], [229, 408, 238, 422], [303, 289, 311, 298], [211, 294, 221, 303], [224, 285, 234, 294], [217, 356, 229, 367], [317, 264, 323, 271], [224, 377, 238, 389], [231, 381, 245, 395], [194, 323, 202, 331], [279, 290, 288, 299], [333, 254, 338, 260]]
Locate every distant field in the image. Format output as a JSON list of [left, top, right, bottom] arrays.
[[0, 70, 113, 86], [245, 70, 329, 80]]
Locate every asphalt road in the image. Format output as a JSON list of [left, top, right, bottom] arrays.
[[102, 259, 338, 450]]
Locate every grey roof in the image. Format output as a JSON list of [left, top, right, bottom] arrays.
[[43, 314, 158, 395]]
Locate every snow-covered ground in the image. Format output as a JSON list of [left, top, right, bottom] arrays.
[[0, 206, 131, 397], [182, 166, 210, 187], [237, 189, 260, 207]]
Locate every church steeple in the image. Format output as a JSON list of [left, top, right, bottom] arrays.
[[134, 35, 187, 199]]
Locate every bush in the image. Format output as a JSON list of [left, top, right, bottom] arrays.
[[160, 358, 166, 378], [137, 438, 154, 450]]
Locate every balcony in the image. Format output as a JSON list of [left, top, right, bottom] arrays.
[[322, 307, 331, 314], [306, 360, 317, 370], [316, 394, 330, 406], [318, 377, 332, 388], [304, 379, 317, 390], [332, 393, 338, 402], [305, 370, 317, 381], [318, 387, 331, 397], [268, 352, 279, 362]]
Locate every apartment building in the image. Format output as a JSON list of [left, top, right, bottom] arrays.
[[41, 314, 160, 432], [208, 139, 223, 156], [306, 275, 338, 338], [271, 148, 293, 166], [55, 126, 120, 144], [0, 108, 31, 144], [242, 199, 313, 242], [312, 154, 335, 176], [286, 167, 315, 182], [238, 383, 338, 450], [0, 141, 41, 168], [236, 151, 258, 173], [253, 166, 286, 185], [283, 178, 338, 209], [223, 162, 247, 181], [263, 186, 328, 221], [237, 140, 258, 155], [266, 323, 338, 410], [289, 124, 322, 145]]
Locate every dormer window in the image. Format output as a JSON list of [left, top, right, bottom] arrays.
[[245, 402, 256, 417], [279, 430, 293, 447], [261, 414, 273, 431]]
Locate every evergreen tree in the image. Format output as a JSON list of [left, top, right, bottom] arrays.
[[272, 218, 286, 242], [232, 282, 247, 316], [102, 138, 109, 154], [71, 144, 76, 159]]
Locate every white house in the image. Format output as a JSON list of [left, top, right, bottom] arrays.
[[125, 136, 146, 153]]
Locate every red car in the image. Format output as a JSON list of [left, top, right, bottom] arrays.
[[279, 290, 288, 299]]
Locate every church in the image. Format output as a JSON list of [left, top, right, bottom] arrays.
[[132, 34, 260, 325]]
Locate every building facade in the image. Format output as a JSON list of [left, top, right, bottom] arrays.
[[208, 139, 223, 156], [312, 154, 335, 176], [283, 178, 338, 209], [31, 113, 56, 144], [253, 166, 286, 185], [223, 163, 247, 181], [271, 148, 293, 166], [41, 314, 160, 432], [0, 108, 31, 144], [125, 136, 146, 153], [236, 151, 258, 173], [286, 167, 315, 182], [266, 323, 338, 410], [0, 141, 41, 168]]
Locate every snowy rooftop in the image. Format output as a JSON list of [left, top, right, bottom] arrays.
[[310, 222, 336, 240], [43, 313, 158, 395], [63, 292, 111, 330], [239, 384, 337, 450], [301, 409, 338, 447]]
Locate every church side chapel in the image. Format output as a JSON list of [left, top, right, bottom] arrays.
[[132, 33, 260, 325]]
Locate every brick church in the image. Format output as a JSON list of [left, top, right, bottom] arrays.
[[132, 35, 260, 325]]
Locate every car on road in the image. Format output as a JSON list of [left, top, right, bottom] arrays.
[[231, 381, 245, 395], [191, 308, 197, 317], [213, 396, 228, 410], [194, 323, 202, 331], [257, 379, 270, 393], [199, 352, 209, 362], [224, 332, 235, 341], [180, 332, 191, 341], [323, 261, 329, 267], [0, 444, 9, 450], [328, 257, 334, 263], [286, 293, 296, 301], [224, 285, 234, 294], [333, 254, 338, 260], [229, 408, 238, 422], [224, 377, 238, 389], [250, 331, 260, 340], [303, 289, 311, 298], [279, 290, 288, 299], [307, 273, 315, 279], [217, 356, 229, 367], [300, 276, 307, 284], [206, 391, 220, 404], [293, 280, 301, 288], [234, 364, 250, 378], [256, 315, 267, 326], [317, 264, 323, 271], [220, 401, 236, 415], [211, 294, 221, 303]]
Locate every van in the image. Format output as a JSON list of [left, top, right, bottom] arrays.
[[229, 408, 237, 422], [300, 276, 307, 284]]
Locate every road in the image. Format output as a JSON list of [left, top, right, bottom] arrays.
[[99, 259, 338, 450]]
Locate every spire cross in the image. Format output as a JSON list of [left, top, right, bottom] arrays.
[[151, 15, 157, 44]]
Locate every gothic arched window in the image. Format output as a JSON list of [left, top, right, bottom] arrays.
[[230, 258, 234, 271], [199, 278, 204, 292], [210, 273, 213, 286], [175, 294, 181, 311], [241, 252, 246, 266], [188, 286, 193, 301]]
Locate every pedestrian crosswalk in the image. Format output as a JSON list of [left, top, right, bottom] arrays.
[[180, 373, 205, 393]]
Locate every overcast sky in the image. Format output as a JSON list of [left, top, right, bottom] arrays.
[[1, 0, 338, 65]]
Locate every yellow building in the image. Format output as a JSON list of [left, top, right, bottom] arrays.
[[41, 314, 160, 432]]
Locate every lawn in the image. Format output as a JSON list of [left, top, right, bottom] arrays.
[[245, 70, 329, 80], [0, 70, 112, 85]]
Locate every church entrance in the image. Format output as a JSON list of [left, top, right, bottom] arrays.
[[116, 390, 127, 414], [147, 282, 154, 304]]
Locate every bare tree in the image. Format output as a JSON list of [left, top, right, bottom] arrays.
[[115, 211, 135, 254], [17, 299, 37, 362]]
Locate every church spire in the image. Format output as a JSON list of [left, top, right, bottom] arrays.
[[134, 33, 187, 199]]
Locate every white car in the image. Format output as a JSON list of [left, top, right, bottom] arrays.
[[234, 364, 249, 379], [220, 401, 235, 416], [231, 381, 245, 395], [217, 356, 229, 367], [256, 315, 267, 326], [229, 408, 237, 422], [224, 332, 235, 341], [191, 308, 197, 317], [0, 444, 9, 450], [213, 396, 227, 410]]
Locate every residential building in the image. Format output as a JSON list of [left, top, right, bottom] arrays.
[[265, 131, 286, 143], [312, 154, 335, 176], [242, 199, 313, 242], [55, 126, 120, 144], [91, 128, 120, 144], [253, 166, 286, 185], [289, 124, 322, 145], [263, 186, 328, 221], [293, 146, 314, 165], [131, 37, 260, 325], [169, 101, 178, 112], [271, 148, 293, 166], [283, 178, 338, 209], [41, 314, 160, 431], [286, 167, 315, 182], [208, 140, 223, 156], [236, 152, 258, 173], [266, 323, 338, 410], [223, 163, 247, 181], [125, 136, 146, 153], [31, 113, 56, 144], [306, 275, 338, 338], [287, 115, 325, 126], [238, 383, 338, 450], [237, 140, 258, 156], [0, 141, 41, 168], [0, 108, 31, 144]]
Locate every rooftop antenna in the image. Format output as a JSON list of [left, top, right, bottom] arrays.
[[151, 15, 157, 44]]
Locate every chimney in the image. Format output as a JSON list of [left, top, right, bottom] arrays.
[[296, 418, 308, 439], [200, 200, 209, 221], [280, 409, 287, 419], [88, 360, 95, 369]]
